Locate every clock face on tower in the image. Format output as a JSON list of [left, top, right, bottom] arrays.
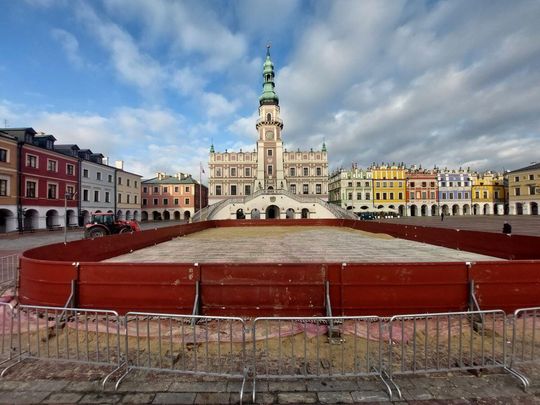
[[265, 130, 274, 140]]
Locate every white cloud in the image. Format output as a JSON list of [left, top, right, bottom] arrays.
[[201, 92, 239, 118], [227, 112, 258, 139], [51, 28, 84, 68]]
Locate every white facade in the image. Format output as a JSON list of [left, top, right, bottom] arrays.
[[80, 160, 116, 222]]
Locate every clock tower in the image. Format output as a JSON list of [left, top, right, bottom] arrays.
[[254, 45, 286, 192]]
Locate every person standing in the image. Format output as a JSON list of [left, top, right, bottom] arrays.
[[502, 221, 512, 235], [441, 212, 444, 221]]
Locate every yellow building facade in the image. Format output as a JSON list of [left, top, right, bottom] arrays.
[[371, 163, 407, 216], [471, 171, 506, 215]]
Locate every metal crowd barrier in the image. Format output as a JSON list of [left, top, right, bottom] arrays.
[[116, 312, 248, 402], [511, 307, 540, 366], [0, 254, 18, 290], [0, 305, 539, 400], [251, 316, 389, 401]]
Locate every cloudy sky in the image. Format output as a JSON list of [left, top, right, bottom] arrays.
[[1, 0, 539, 179]]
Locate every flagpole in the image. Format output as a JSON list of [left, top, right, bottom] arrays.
[[199, 162, 202, 220]]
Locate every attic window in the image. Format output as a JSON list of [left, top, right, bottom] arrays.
[[267, 113, 271, 121]]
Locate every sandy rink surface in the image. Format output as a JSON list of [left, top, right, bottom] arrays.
[[106, 226, 499, 263]]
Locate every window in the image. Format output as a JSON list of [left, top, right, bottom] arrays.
[[83, 189, 89, 201], [410, 192, 414, 200], [398, 192, 403, 199], [105, 192, 110, 203], [348, 192, 353, 200], [290, 167, 296, 176], [290, 184, 296, 194], [390, 192, 394, 199], [26, 154, 38, 168], [376, 182, 380, 187], [162, 187, 167, 193], [303, 184, 308, 194], [430, 182, 436, 187], [303, 167, 308, 176], [267, 149, 273, 156], [118, 177, 122, 185], [464, 192, 469, 199], [153, 187, 158, 193], [431, 192, 436, 199], [0, 148, 7, 162], [457, 192, 462, 199], [230, 185, 237, 195], [143, 187, 147, 193], [108, 174, 113, 183], [94, 190, 99, 202], [0, 179, 7, 196], [483, 191, 488, 199], [422, 191, 427, 199], [442, 192, 447, 199], [83, 169, 89, 178], [134, 181, 137, 188], [441, 181, 446, 187], [174, 198, 179, 205], [216, 168, 222, 177], [366, 193, 371, 200], [421, 182, 427, 187], [134, 196, 137, 204], [96, 172, 102, 180], [365, 182, 370, 187], [316, 184, 322, 194], [383, 193, 387, 200], [315, 167, 322, 176], [376, 193, 380, 200], [267, 165, 273, 175], [529, 174, 535, 181], [153, 198, 158, 205], [245, 184, 251, 195], [163, 198, 168, 206], [514, 176, 519, 182], [65, 185, 74, 198], [127, 179, 130, 186], [118, 194, 122, 203], [475, 191, 480, 199], [216, 185, 222, 195], [185, 186, 190, 193], [127, 195, 130, 204], [357, 192, 361, 200], [47, 183, 57, 199], [494, 191, 499, 199], [348, 182, 353, 187], [66, 164, 74, 176], [529, 186, 536, 195], [245, 168, 251, 177], [230, 167, 236, 177], [143, 198, 147, 206], [184, 198, 190, 205], [389, 182, 394, 188]]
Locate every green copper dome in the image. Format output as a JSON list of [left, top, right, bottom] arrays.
[[259, 45, 279, 106]]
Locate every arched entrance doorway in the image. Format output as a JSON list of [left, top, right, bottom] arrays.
[[421, 205, 428, 216], [463, 204, 471, 215], [0, 209, 15, 233], [236, 208, 245, 219], [285, 208, 295, 219], [163, 211, 170, 220], [174, 211, 181, 220], [452, 205, 459, 216], [516, 203, 523, 215], [431, 205, 438, 216], [184, 211, 191, 221], [266, 205, 279, 219], [410, 205, 417, 216], [46, 210, 59, 229], [483, 204, 490, 215], [66, 209, 76, 227], [301, 208, 309, 219], [251, 208, 260, 219], [398, 205, 405, 217], [152, 211, 161, 221], [125, 210, 131, 220], [141, 211, 148, 221], [24, 209, 39, 230], [531, 202, 538, 215], [117, 210, 123, 220]]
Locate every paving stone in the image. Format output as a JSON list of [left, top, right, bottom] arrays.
[[169, 381, 227, 392], [317, 391, 354, 403], [64, 381, 103, 392], [43, 392, 84, 403], [277, 392, 318, 404], [194, 392, 231, 404], [251, 392, 276, 405], [268, 380, 307, 392], [121, 393, 156, 404], [117, 380, 172, 392], [0, 391, 51, 404], [4, 379, 69, 392], [152, 392, 196, 404], [80, 392, 123, 404], [350, 391, 389, 402], [306, 379, 360, 391]]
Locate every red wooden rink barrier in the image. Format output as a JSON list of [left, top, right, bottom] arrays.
[[471, 261, 540, 313], [18, 219, 540, 316], [200, 263, 327, 317]]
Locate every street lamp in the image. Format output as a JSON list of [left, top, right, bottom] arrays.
[[64, 191, 77, 245]]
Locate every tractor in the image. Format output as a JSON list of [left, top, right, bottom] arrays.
[[84, 213, 141, 238]]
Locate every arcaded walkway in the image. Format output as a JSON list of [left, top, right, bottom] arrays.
[[106, 226, 499, 263]]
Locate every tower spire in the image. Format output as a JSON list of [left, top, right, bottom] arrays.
[[259, 45, 279, 106]]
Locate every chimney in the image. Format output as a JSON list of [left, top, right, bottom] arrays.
[[115, 160, 124, 170], [176, 172, 186, 180], [103, 156, 109, 165], [157, 172, 166, 180]]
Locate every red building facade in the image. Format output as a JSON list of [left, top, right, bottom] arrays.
[[406, 169, 439, 217]]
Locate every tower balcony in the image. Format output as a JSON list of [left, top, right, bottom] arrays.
[[256, 117, 284, 129]]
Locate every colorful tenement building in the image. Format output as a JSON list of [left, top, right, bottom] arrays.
[[141, 172, 208, 222], [471, 171, 506, 215], [406, 166, 439, 216], [370, 163, 407, 216], [506, 163, 540, 215]]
